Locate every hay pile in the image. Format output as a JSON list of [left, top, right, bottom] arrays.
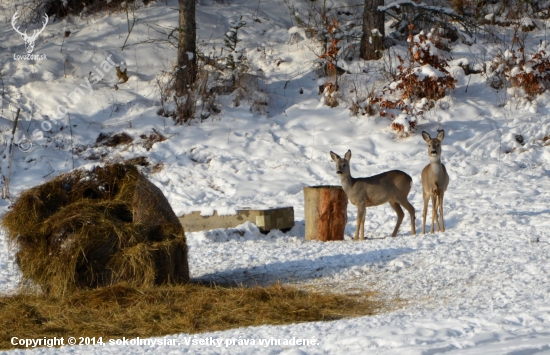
[[0, 283, 386, 350], [2, 164, 189, 296]]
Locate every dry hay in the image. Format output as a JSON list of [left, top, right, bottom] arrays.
[[140, 129, 167, 151], [0, 282, 386, 350], [96, 132, 134, 147], [2, 164, 189, 296]]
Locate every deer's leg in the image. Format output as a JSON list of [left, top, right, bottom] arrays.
[[431, 188, 441, 232], [389, 200, 404, 238], [399, 199, 416, 236], [432, 195, 440, 233], [353, 208, 361, 240], [439, 193, 445, 232], [434, 194, 442, 232], [355, 205, 366, 241], [361, 207, 367, 240], [430, 195, 439, 234], [422, 191, 428, 234]]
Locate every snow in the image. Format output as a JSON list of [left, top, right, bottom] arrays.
[[521, 17, 534, 28], [414, 64, 446, 79], [288, 26, 306, 42], [199, 207, 215, 216], [449, 58, 469, 67], [392, 113, 414, 131], [216, 206, 238, 216], [2, 0, 550, 354]]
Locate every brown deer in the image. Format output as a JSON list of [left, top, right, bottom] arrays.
[[421, 130, 450, 234], [330, 150, 416, 240]]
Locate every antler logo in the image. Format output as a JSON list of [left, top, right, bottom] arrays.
[[11, 11, 48, 54]]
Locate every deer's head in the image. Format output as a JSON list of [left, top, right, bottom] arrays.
[[422, 130, 445, 160], [12, 11, 48, 54], [330, 150, 352, 176]]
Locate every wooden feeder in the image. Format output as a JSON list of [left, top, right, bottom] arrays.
[[304, 185, 348, 241], [178, 207, 294, 233]]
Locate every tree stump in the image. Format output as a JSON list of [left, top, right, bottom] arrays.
[[304, 186, 348, 241]]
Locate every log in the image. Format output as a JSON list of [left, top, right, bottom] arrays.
[[304, 185, 348, 241]]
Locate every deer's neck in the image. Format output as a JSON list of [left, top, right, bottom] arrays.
[[429, 157, 443, 176], [339, 173, 355, 192]]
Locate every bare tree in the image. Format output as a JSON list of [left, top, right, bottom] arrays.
[[360, 0, 385, 61], [175, 0, 196, 123]]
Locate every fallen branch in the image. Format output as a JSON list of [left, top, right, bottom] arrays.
[[3, 108, 21, 199], [379, 0, 481, 43]]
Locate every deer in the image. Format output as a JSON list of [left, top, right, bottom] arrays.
[[421, 130, 450, 234], [12, 11, 48, 54], [330, 150, 416, 240]]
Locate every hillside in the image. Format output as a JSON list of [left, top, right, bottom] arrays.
[[2, 0, 550, 353]]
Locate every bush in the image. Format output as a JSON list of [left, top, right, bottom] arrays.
[[488, 40, 550, 99], [41, 0, 152, 19], [375, 27, 456, 133]]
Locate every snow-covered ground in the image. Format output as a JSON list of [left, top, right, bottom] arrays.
[[2, 0, 550, 353]]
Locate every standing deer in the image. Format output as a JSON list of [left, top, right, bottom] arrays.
[[330, 150, 416, 240], [12, 11, 48, 54], [421, 130, 450, 234]]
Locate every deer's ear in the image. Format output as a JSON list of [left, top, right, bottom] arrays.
[[344, 150, 351, 161], [437, 130, 445, 141], [422, 131, 431, 142], [329, 151, 340, 162]]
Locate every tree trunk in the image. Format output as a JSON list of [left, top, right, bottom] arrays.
[[360, 0, 385, 61], [304, 186, 348, 242], [175, 0, 196, 114]]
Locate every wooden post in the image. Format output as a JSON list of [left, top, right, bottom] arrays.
[[304, 185, 348, 241]]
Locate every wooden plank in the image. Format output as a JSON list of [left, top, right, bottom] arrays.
[[179, 207, 294, 233]]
